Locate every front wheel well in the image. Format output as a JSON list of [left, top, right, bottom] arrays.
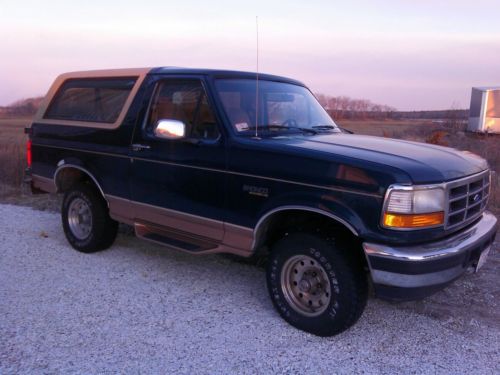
[[254, 209, 365, 264]]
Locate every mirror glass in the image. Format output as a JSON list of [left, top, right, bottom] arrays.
[[154, 119, 186, 139]]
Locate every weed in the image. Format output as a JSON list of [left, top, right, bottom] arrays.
[[426, 131, 449, 146]]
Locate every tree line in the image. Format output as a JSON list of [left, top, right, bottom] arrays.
[[315, 94, 396, 120], [0, 97, 44, 117], [315, 93, 468, 121], [1, 94, 469, 121]]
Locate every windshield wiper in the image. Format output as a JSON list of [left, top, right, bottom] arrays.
[[311, 125, 337, 130], [339, 127, 354, 134], [248, 125, 317, 135]]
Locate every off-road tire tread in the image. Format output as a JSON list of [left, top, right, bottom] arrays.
[[62, 182, 118, 253], [267, 232, 368, 336]]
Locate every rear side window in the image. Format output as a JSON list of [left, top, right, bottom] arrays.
[[44, 78, 137, 123]]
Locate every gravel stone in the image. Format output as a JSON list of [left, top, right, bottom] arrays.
[[0, 204, 499, 374]]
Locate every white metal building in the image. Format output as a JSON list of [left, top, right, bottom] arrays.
[[468, 87, 500, 134]]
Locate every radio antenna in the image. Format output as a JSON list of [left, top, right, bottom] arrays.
[[255, 15, 259, 138]]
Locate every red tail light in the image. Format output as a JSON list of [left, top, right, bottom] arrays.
[[26, 139, 32, 168]]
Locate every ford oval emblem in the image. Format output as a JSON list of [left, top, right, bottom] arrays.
[[473, 193, 480, 202]]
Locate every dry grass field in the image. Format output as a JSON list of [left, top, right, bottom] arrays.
[[0, 118, 30, 186], [338, 119, 433, 136], [0, 116, 498, 213]]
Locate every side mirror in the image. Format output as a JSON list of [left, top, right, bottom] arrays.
[[153, 119, 186, 140]]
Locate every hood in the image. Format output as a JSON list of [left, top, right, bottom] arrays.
[[270, 133, 488, 184]]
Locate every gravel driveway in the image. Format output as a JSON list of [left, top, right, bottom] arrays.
[[1, 204, 499, 374]]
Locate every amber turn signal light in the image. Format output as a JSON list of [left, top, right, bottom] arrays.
[[383, 212, 444, 228]]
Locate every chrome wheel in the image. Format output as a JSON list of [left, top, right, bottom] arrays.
[[280, 254, 332, 317], [67, 198, 92, 240]]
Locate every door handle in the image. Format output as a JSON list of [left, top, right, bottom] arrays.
[[131, 144, 151, 152]]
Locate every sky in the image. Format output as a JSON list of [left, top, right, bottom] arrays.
[[1, 0, 499, 110]]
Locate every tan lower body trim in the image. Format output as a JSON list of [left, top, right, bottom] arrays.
[[108, 195, 224, 241], [107, 195, 135, 225], [32, 174, 57, 193], [224, 222, 254, 251], [28, 180, 254, 255], [106, 194, 254, 256]]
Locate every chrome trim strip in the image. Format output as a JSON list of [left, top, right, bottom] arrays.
[[32, 143, 382, 198], [371, 266, 465, 288], [445, 169, 491, 187], [444, 169, 490, 230], [252, 205, 359, 251], [364, 211, 497, 288], [364, 211, 497, 262], [54, 164, 107, 203]]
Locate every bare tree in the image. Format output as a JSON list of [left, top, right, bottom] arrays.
[[315, 93, 395, 120]]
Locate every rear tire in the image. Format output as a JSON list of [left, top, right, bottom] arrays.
[[266, 232, 368, 336], [62, 183, 118, 253]]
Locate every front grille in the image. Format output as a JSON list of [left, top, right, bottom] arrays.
[[445, 170, 490, 229]]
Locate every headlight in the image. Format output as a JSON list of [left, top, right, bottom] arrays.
[[382, 186, 445, 229]]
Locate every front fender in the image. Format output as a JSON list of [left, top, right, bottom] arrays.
[[254, 190, 376, 238]]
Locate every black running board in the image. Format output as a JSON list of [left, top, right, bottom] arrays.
[[134, 222, 218, 253]]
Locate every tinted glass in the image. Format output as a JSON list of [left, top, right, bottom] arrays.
[[45, 78, 136, 123], [147, 80, 219, 140], [215, 79, 338, 134]]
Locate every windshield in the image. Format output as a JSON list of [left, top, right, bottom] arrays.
[[214, 79, 339, 135]]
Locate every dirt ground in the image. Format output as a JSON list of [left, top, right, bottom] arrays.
[[1, 186, 498, 345], [0, 204, 498, 373]]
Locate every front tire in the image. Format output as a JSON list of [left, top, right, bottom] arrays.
[[267, 232, 368, 336], [62, 183, 118, 253]]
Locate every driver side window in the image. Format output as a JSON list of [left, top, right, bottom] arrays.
[[147, 80, 220, 140]]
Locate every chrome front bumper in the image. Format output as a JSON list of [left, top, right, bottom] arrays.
[[363, 212, 497, 300]]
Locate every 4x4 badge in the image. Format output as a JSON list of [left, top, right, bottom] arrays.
[[243, 185, 269, 198]]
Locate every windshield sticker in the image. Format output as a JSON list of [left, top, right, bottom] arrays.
[[235, 122, 249, 132]]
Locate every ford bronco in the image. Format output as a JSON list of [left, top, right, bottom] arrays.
[[26, 67, 497, 336]]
